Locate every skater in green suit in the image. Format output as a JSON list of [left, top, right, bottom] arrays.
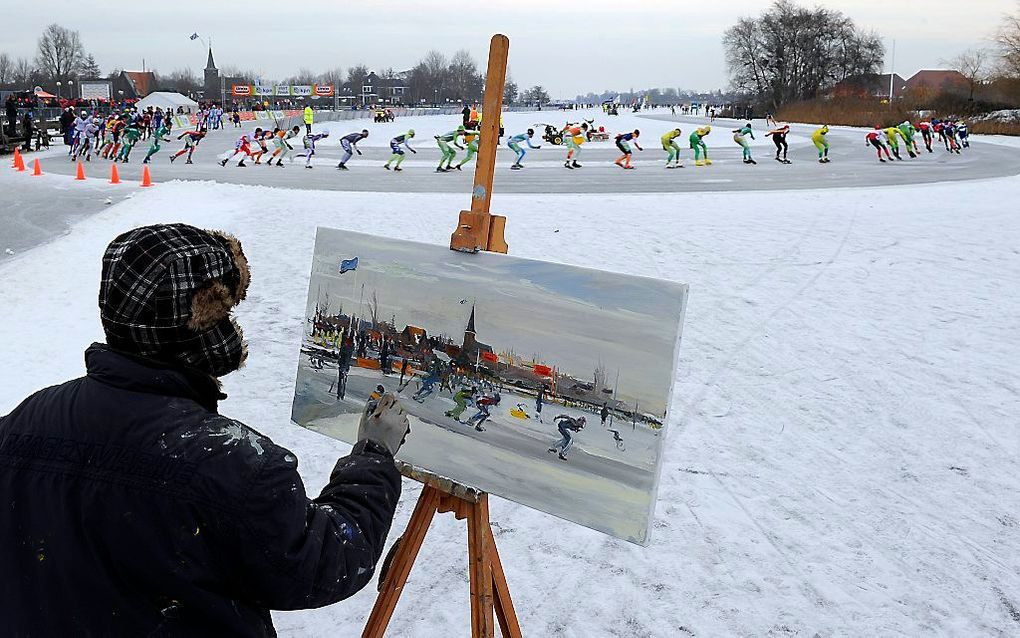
[[454, 128, 480, 171], [445, 386, 474, 422], [690, 126, 711, 166], [117, 124, 142, 163], [435, 126, 466, 172], [732, 123, 756, 164], [142, 124, 170, 164]]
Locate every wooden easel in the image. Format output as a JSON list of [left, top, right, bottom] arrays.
[[362, 35, 521, 638], [362, 464, 522, 638], [449, 34, 510, 255]]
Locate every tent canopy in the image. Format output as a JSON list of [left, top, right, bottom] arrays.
[[135, 91, 199, 112]]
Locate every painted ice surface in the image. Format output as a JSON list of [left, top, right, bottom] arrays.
[[291, 227, 688, 544]]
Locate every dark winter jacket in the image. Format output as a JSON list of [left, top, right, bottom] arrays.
[[0, 344, 401, 637]]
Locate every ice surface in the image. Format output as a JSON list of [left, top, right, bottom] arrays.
[[1, 165, 1019, 635]]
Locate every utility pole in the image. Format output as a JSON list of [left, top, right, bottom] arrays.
[[888, 39, 896, 106]]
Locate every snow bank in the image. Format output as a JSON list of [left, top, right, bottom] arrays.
[[2, 171, 1019, 636]]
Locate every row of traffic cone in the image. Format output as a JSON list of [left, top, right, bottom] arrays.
[[11, 148, 151, 187]]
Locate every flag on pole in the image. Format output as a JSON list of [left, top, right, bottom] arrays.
[[189, 33, 200, 41], [339, 257, 359, 274]]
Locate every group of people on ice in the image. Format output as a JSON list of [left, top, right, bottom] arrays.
[[865, 118, 969, 163], [65, 107, 182, 164]]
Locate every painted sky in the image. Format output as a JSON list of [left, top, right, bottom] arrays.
[[305, 228, 688, 415], [6, 1, 1014, 97]]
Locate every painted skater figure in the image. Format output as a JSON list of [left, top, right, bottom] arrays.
[[660, 128, 684, 168], [445, 385, 475, 422], [613, 130, 643, 169], [337, 129, 369, 170], [732, 123, 756, 164], [690, 126, 711, 166], [766, 124, 790, 163], [383, 129, 416, 171], [507, 129, 540, 169], [548, 415, 586, 460], [466, 393, 500, 432]]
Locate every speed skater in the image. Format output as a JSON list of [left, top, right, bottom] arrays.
[[507, 129, 540, 169], [383, 129, 416, 171], [660, 128, 684, 168], [613, 130, 642, 169]]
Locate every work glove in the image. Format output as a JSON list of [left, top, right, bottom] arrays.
[[357, 393, 410, 456]]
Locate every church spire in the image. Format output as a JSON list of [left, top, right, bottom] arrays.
[[465, 304, 476, 335], [205, 46, 216, 71]]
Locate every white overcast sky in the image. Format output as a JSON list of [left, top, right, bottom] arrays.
[[7, 0, 1015, 97]]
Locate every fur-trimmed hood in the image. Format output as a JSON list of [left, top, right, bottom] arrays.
[[99, 223, 251, 377]]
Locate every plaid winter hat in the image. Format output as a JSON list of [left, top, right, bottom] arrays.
[[99, 224, 251, 377]]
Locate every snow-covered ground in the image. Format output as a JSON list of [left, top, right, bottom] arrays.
[[2, 160, 1020, 635]]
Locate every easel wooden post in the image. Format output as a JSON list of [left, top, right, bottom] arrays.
[[362, 34, 522, 638], [362, 465, 522, 638], [449, 34, 510, 255]]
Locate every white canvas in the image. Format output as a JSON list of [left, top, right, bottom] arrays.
[[291, 227, 688, 544]]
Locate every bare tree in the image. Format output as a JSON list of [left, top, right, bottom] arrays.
[[448, 49, 483, 102], [35, 23, 86, 81], [996, 9, 1020, 78], [944, 48, 990, 100], [318, 66, 344, 88], [12, 57, 36, 86], [346, 64, 370, 90], [160, 68, 202, 96], [0, 53, 12, 85], [723, 0, 883, 111], [284, 67, 317, 85]]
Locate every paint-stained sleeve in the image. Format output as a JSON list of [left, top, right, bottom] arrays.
[[231, 440, 402, 610]]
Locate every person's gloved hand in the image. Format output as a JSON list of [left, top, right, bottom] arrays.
[[357, 393, 410, 456]]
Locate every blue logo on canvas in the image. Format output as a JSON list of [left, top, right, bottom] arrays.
[[339, 257, 359, 274]]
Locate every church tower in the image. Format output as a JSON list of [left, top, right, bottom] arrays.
[[203, 47, 220, 104], [462, 305, 477, 354]]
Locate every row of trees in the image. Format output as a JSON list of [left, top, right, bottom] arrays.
[[0, 24, 101, 88], [722, 0, 884, 111], [1, 25, 554, 106]]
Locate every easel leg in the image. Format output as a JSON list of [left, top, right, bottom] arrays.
[[488, 528, 522, 638], [467, 494, 495, 637], [362, 485, 441, 638]]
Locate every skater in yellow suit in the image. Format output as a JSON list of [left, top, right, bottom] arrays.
[[812, 125, 830, 163], [661, 128, 684, 168]]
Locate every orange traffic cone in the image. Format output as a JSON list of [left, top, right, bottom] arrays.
[[140, 165, 152, 187], [75, 161, 86, 180], [13, 147, 25, 171], [110, 163, 120, 184], [31, 159, 42, 176]]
